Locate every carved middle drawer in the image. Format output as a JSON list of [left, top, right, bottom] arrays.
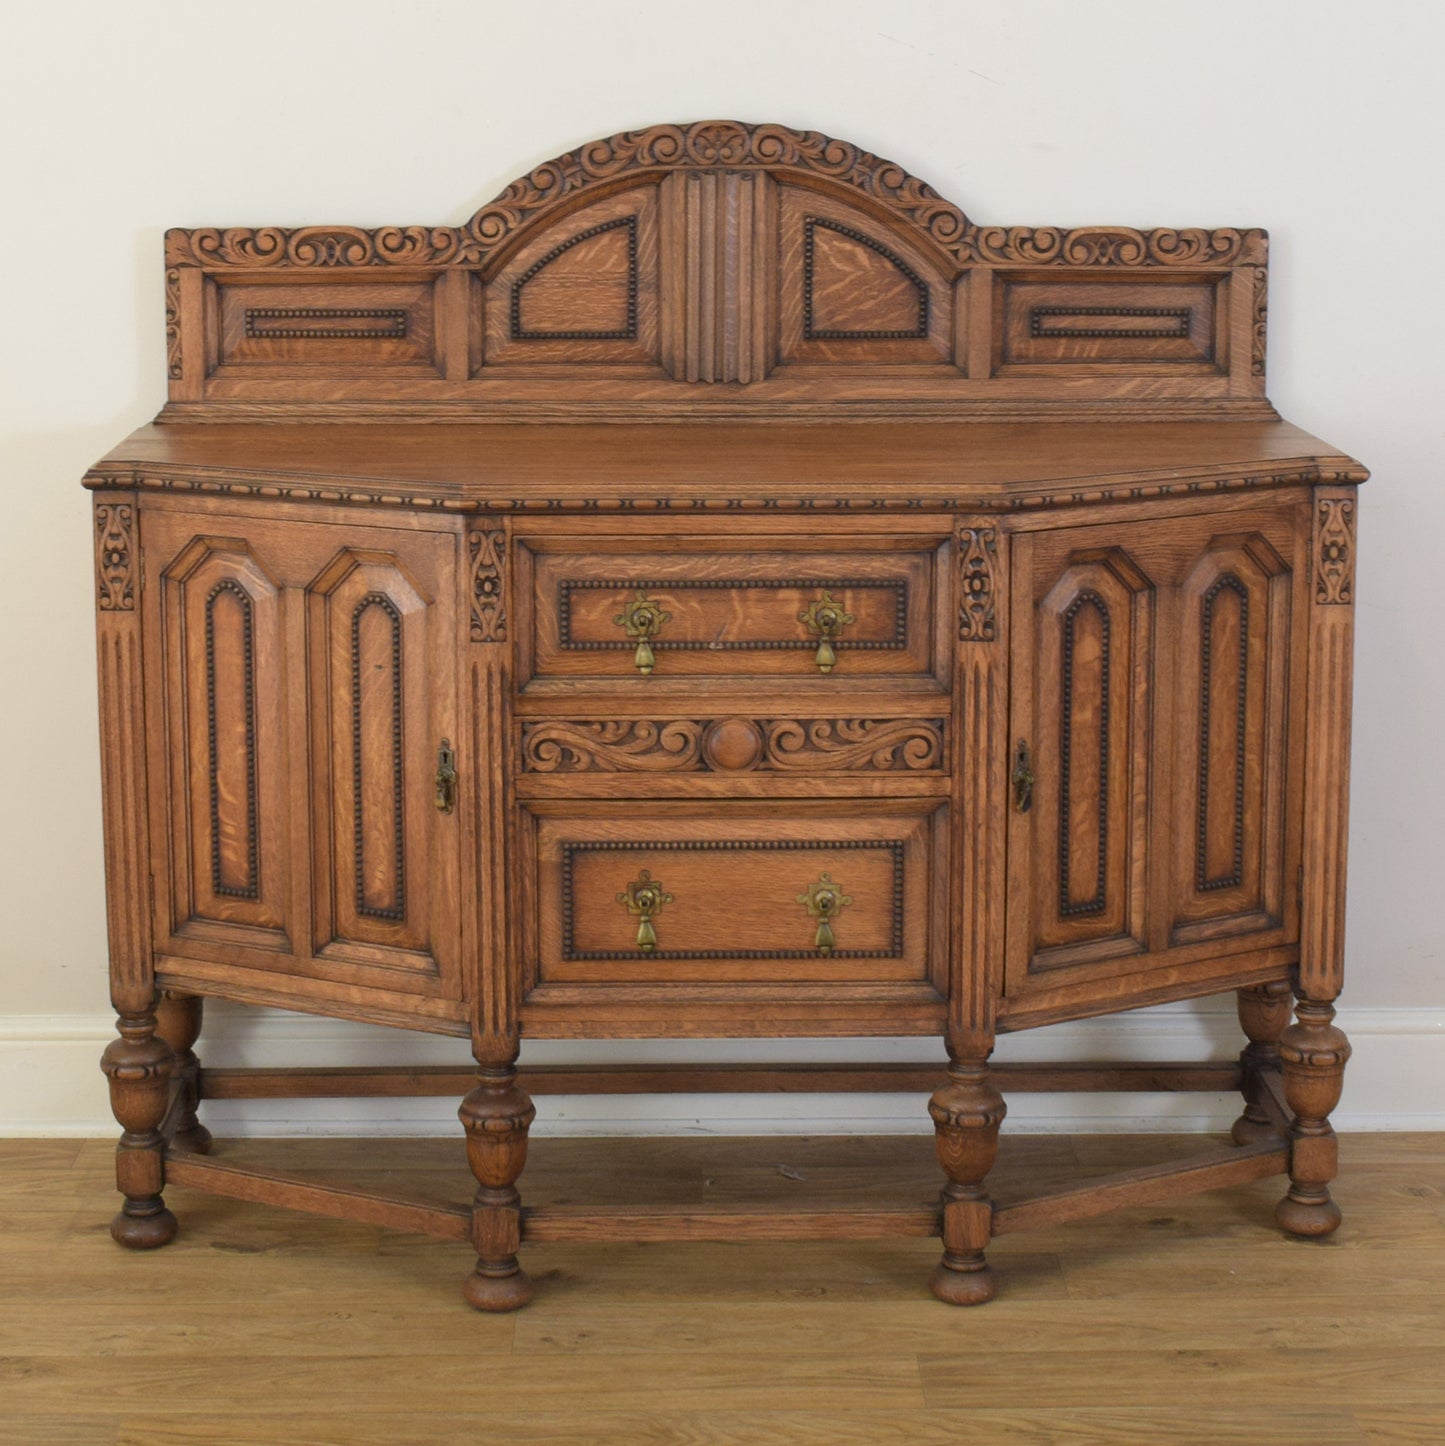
[[521, 802, 947, 991], [514, 538, 943, 685]]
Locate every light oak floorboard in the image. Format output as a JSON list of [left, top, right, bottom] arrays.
[[1, 1352, 928, 1417], [3, 1133, 1443, 1438], [1351, 1410, 1445, 1443], [110, 1406, 1369, 1446], [513, 1296, 1445, 1357], [0, 1419, 120, 1446]]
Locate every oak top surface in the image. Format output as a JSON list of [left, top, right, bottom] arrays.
[[86, 419, 1365, 507]]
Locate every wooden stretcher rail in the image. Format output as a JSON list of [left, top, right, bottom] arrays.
[[990, 1139, 1290, 1237], [163, 1152, 472, 1242], [1258, 1066, 1293, 1128], [520, 1204, 942, 1243], [197, 1060, 1245, 1100], [160, 1136, 1290, 1248]]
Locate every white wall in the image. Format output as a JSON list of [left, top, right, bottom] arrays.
[[2, 0, 1440, 1134]]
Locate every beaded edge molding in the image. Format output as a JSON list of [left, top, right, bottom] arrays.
[[85, 466, 1368, 519]]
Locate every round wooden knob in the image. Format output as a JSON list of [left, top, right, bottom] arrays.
[[701, 717, 764, 772]]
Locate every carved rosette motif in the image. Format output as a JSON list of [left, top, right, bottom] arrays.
[[95, 503, 135, 611], [522, 717, 944, 773], [468, 530, 507, 642], [957, 527, 998, 642], [1315, 499, 1356, 605], [164, 121, 1264, 273]]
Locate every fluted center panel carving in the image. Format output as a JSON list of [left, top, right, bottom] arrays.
[[662, 170, 776, 384]]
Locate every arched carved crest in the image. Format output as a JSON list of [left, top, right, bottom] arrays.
[[161, 120, 1271, 418]]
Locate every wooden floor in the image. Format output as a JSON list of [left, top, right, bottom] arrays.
[[3, 1132, 1444, 1444]]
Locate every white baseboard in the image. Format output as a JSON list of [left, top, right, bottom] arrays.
[[2, 1002, 1440, 1137]]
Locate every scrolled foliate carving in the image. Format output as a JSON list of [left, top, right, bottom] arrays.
[[468, 529, 507, 642], [523, 720, 704, 773], [164, 268, 182, 378], [168, 223, 468, 269], [1315, 498, 1356, 606], [957, 527, 998, 642], [164, 123, 1263, 276], [1251, 266, 1268, 378], [967, 223, 1264, 268], [520, 717, 944, 773], [95, 503, 135, 611], [167, 119, 1269, 290], [762, 718, 944, 772], [469, 121, 972, 266]]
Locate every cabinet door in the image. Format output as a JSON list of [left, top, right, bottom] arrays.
[[144, 511, 461, 1002], [305, 544, 459, 982], [1166, 533, 1294, 946], [1005, 503, 1305, 1003], [1006, 541, 1155, 981], [152, 531, 292, 951]]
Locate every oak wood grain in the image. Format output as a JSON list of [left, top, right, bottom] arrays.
[[87, 124, 1365, 1319], [3, 1135, 1441, 1442]]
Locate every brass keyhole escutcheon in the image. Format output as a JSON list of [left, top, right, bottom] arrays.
[[617, 869, 673, 953], [798, 591, 855, 675], [1012, 738, 1034, 814], [796, 872, 853, 955], [434, 739, 457, 814], [614, 590, 670, 675]]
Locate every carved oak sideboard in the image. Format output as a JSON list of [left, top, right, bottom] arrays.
[[86, 121, 1364, 1309]]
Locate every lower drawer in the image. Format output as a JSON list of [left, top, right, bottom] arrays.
[[524, 802, 947, 991]]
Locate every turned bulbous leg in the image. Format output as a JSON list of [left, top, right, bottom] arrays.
[[459, 1067, 536, 1312], [1276, 998, 1351, 1238], [155, 992, 212, 1155], [101, 1011, 178, 1249], [928, 1057, 1006, 1306], [1231, 980, 1293, 1146]]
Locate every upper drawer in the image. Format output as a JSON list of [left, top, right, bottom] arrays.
[[517, 539, 942, 685]]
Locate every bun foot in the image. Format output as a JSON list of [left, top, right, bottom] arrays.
[[1276, 1189, 1343, 1239], [929, 1255, 997, 1306], [462, 1261, 534, 1312], [110, 1203, 178, 1250]]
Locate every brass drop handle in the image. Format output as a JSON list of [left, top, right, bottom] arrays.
[[617, 869, 673, 953], [1012, 738, 1034, 814], [797, 873, 853, 955], [434, 739, 457, 814], [799, 591, 855, 674], [614, 590, 671, 676]]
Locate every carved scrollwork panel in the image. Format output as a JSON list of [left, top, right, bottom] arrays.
[[1315, 498, 1355, 605], [95, 503, 135, 611], [761, 718, 944, 772], [523, 720, 705, 773], [469, 529, 507, 641], [521, 717, 944, 773], [165, 121, 1266, 276], [957, 527, 998, 642], [164, 269, 182, 379], [1251, 265, 1268, 378]]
